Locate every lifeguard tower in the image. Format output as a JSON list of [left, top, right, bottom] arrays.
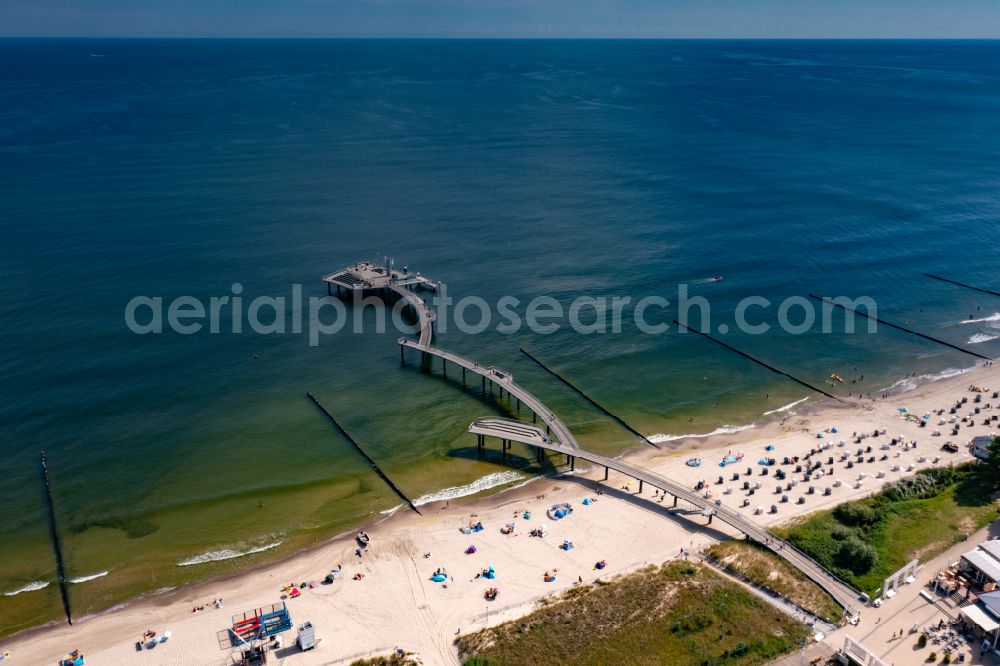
[[230, 602, 293, 646]]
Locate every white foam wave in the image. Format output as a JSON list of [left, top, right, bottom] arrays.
[[969, 333, 1000, 344], [379, 504, 404, 516], [880, 365, 978, 393], [4, 581, 50, 596], [923, 366, 976, 381], [413, 471, 524, 507], [763, 397, 809, 416], [648, 424, 755, 444], [953, 312, 1000, 325], [177, 541, 283, 567], [69, 571, 108, 584], [879, 378, 918, 393]]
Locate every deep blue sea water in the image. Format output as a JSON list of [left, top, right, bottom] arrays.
[[2, 39, 999, 633]]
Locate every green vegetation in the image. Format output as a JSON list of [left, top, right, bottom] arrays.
[[774, 464, 999, 596], [704, 540, 843, 623], [350, 652, 421, 666], [455, 561, 810, 666], [984, 437, 1000, 490]]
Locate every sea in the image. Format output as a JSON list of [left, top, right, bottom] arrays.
[[2, 38, 999, 636]]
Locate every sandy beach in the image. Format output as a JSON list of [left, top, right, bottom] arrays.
[[3, 362, 998, 666]]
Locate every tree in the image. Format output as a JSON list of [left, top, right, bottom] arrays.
[[836, 537, 877, 574], [985, 437, 1000, 491], [834, 502, 882, 527]]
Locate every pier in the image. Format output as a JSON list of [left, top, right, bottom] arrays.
[[399, 339, 581, 451], [324, 260, 438, 346], [326, 261, 865, 613], [468, 417, 863, 612]]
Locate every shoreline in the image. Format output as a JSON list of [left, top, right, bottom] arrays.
[[2, 360, 997, 663]]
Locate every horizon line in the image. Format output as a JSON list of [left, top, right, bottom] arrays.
[[2, 36, 1000, 41]]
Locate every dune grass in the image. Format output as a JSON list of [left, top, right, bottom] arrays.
[[704, 539, 843, 624], [455, 561, 810, 666], [350, 652, 421, 666]]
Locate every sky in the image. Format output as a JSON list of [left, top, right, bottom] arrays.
[[1, 0, 998, 38]]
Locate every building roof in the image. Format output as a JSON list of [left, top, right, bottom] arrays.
[[981, 590, 1000, 619], [961, 603, 1000, 633], [980, 540, 1000, 561], [964, 548, 1000, 584]]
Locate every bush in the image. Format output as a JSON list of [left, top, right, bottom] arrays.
[[834, 502, 882, 527], [830, 525, 852, 541], [928, 651, 937, 662], [836, 537, 877, 574], [883, 469, 955, 502], [918, 633, 928, 648]]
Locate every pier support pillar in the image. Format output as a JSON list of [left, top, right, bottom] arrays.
[[673, 495, 678, 508], [462, 367, 466, 384], [536, 447, 543, 463], [327, 282, 332, 296], [482, 376, 486, 392], [603, 466, 609, 481], [546, 424, 550, 435], [707, 514, 714, 526], [570, 456, 575, 471], [532, 413, 537, 423], [638, 480, 643, 494], [516, 398, 520, 413], [443, 357, 446, 378], [400, 345, 404, 364]]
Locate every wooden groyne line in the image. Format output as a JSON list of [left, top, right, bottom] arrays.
[[924, 273, 1000, 299], [924, 273, 1000, 296], [673, 320, 846, 404], [519, 347, 658, 448], [307, 392, 421, 515], [807, 294, 993, 362], [40, 452, 73, 625]]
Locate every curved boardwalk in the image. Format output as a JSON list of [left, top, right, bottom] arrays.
[[399, 339, 580, 450], [382, 277, 859, 614], [389, 284, 435, 347], [469, 416, 863, 613]]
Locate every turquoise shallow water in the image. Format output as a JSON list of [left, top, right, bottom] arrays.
[[2, 38, 1000, 634]]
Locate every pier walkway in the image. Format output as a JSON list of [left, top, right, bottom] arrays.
[[389, 284, 435, 347], [329, 261, 861, 614], [468, 416, 863, 613], [400, 339, 580, 450]]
